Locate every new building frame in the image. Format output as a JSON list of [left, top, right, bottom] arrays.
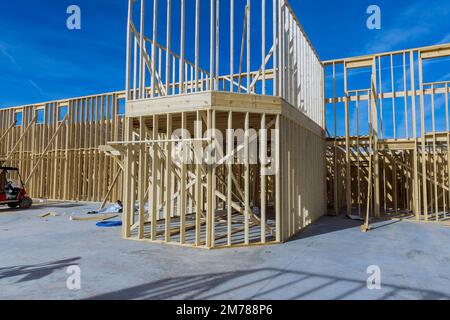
[[324, 43, 450, 224], [1, 0, 449, 248], [0, 92, 126, 203], [115, 0, 326, 248]]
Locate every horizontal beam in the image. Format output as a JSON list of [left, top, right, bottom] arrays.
[[421, 47, 450, 60], [126, 91, 283, 117], [325, 86, 450, 104], [345, 58, 373, 69], [324, 42, 450, 65]]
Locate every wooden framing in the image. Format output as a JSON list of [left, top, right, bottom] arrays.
[[0, 91, 126, 202], [114, 92, 325, 249], [114, 0, 325, 248], [324, 43, 450, 223], [3, 1, 448, 249], [124, 0, 323, 127]]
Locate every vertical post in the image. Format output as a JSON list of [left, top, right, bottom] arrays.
[[286, 15, 292, 104], [333, 63, 338, 215], [372, 59, 381, 218], [123, 117, 133, 239], [321, 65, 327, 216], [410, 51, 420, 220], [125, 0, 134, 100], [206, 111, 214, 248], [195, 112, 203, 246], [151, 115, 159, 240], [210, 0, 215, 91], [244, 112, 250, 244], [180, 112, 187, 244], [133, 37, 138, 99], [230, 0, 234, 92], [390, 54, 396, 139], [356, 93, 361, 217], [215, 0, 220, 91], [275, 114, 282, 241], [262, 0, 266, 95], [180, 0, 185, 94], [212, 111, 217, 245], [165, 114, 173, 242], [273, 0, 278, 96], [150, 0, 158, 98], [227, 111, 233, 245], [344, 64, 351, 216], [391, 59, 398, 213], [139, 0, 146, 99], [296, 27, 301, 109], [138, 117, 145, 239], [246, 0, 251, 93], [185, 63, 188, 92], [418, 54, 428, 220], [165, 0, 172, 95], [431, 86, 438, 221], [260, 113, 267, 243], [172, 56, 176, 93], [238, 7, 248, 94], [403, 52, 409, 139], [63, 104, 71, 200], [446, 82, 450, 219], [377, 57, 383, 139], [194, 0, 200, 92], [278, 0, 285, 99]]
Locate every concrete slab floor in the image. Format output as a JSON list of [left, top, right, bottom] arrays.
[[1, 202, 450, 300]]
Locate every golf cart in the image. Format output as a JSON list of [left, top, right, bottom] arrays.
[[0, 167, 33, 209]]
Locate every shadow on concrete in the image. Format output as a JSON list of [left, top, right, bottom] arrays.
[[87, 267, 448, 300], [0, 257, 80, 283], [370, 220, 401, 230], [31, 202, 86, 209], [0, 202, 85, 214], [289, 215, 402, 242], [289, 216, 362, 241]]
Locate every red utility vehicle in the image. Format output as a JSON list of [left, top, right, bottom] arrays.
[[0, 167, 33, 209]]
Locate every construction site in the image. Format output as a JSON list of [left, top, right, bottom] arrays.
[[1, 0, 450, 300]]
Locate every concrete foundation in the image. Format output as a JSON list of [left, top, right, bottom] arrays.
[[1, 202, 450, 300]]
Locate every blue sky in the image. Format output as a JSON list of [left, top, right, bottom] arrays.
[[0, 0, 449, 108]]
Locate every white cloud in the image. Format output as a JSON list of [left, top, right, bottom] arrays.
[[364, 26, 428, 54], [27, 80, 46, 96], [438, 34, 450, 44], [360, 1, 450, 55], [437, 72, 450, 82], [0, 43, 20, 69]]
